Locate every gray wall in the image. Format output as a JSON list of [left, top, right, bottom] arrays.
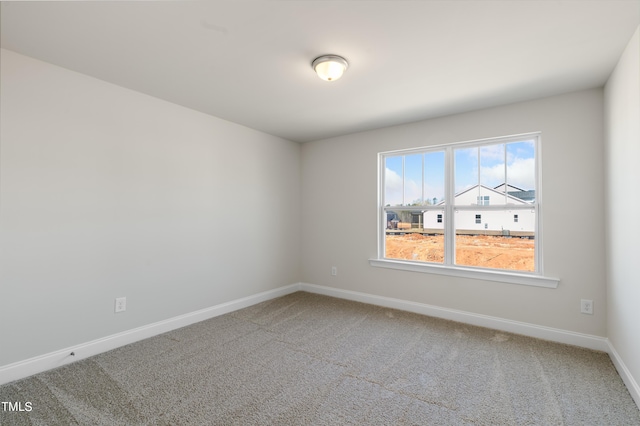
[[605, 27, 640, 400], [0, 49, 302, 366], [301, 88, 606, 336]]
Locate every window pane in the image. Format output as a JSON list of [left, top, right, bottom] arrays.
[[384, 156, 403, 206], [424, 151, 445, 205], [506, 140, 536, 197], [480, 143, 505, 201], [404, 154, 423, 205], [454, 147, 478, 205], [478, 144, 506, 206], [385, 209, 444, 263], [454, 209, 535, 272]]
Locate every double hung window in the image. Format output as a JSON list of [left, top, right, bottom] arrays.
[[374, 133, 556, 287]]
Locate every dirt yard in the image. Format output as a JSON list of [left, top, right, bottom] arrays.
[[385, 234, 534, 272]]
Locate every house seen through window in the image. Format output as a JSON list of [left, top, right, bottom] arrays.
[[381, 134, 539, 273]]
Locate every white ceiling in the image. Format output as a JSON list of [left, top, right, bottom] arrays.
[[1, 1, 638, 143]]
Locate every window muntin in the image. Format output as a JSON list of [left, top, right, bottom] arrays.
[[380, 134, 539, 274]]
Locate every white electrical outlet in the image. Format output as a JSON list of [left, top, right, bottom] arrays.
[[581, 299, 593, 315], [115, 297, 127, 313], [331, 266, 337, 276]]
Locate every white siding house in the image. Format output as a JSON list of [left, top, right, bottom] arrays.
[[423, 184, 535, 234]]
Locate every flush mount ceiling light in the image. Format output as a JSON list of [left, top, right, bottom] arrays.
[[312, 55, 349, 82]]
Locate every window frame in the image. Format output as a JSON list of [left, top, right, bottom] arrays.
[[370, 132, 559, 288]]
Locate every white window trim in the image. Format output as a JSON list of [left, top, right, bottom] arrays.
[[371, 132, 559, 289]]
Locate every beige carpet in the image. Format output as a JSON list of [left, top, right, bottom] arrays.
[[1, 291, 639, 425]]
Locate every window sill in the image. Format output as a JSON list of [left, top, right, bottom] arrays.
[[368, 258, 559, 288]]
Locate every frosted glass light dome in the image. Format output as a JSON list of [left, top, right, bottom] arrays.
[[312, 55, 348, 81]]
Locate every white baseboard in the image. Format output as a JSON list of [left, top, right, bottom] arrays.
[[0, 283, 301, 386], [607, 339, 640, 409], [299, 283, 610, 352]]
